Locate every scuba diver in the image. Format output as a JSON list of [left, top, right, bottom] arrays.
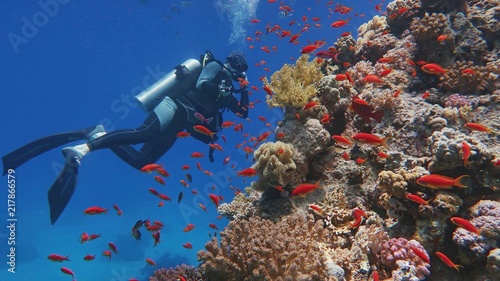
[[2, 50, 249, 224]]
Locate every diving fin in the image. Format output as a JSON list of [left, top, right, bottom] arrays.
[[2, 126, 98, 175], [48, 158, 79, 225]]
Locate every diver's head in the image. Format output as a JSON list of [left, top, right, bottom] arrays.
[[226, 51, 248, 81]]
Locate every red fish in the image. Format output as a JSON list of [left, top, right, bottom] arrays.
[[410, 246, 430, 263], [263, 85, 274, 96], [406, 193, 429, 205], [108, 242, 119, 254], [154, 175, 165, 185], [149, 188, 159, 196], [102, 250, 112, 260], [237, 168, 257, 177], [460, 142, 471, 168], [301, 44, 319, 54], [221, 121, 235, 128], [152, 232, 161, 247], [80, 232, 89, 244], [292, 181, 321, 197], [60, 267, 76, 279], [83, 206, 109, 215], [113, 204, 123, 216], [352, 133, 389, 148], [464, 122, 492, 133], [88, 233, 101, 241], [183, 224, 195, 232], [199, 203, 207, 212], [362, 74, 383, 84], [176, 132, 191, 138], [416, 174, 469, 189], [146, 257, 157, 266], [183, 242, 193, 249], [331, 19, 349, 28], [48, 254, 70, 262], [332, 135, 352, 145], [140, 163, 162, 173], [450, 217, 480, 234], [350, 96, 384, 123], [193, 125, 216, 139], [421, 63, 447, 75], [83, 254, 95, 261], [156, 167, 170, 177], [303, 101, 318, 110], [209, 194, 220, 207], [209, 223, 218, 230], [436, 252, 462, 271]]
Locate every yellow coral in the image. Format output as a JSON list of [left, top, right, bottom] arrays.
[[265, 54, 322, 108]]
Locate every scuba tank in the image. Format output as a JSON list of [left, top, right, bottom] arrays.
[[134, 58, 202, 113]]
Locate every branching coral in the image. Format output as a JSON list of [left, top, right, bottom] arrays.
[[218, 188, 261, 220], [439, 60, 499, 95], [264, 54, 322, 108], [197, 214, 339, 281]]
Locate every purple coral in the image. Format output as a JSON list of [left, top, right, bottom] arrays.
[[444, 93, 471, 108], [377, 238, 430, 280]]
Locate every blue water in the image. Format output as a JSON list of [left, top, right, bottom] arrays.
[[1, 1, 381, 280]]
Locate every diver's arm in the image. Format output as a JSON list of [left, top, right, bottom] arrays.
[[227, 89, 249, 118], [196, 61, 222, 99]]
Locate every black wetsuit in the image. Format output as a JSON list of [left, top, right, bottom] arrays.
[[86, 61, 249, 170]]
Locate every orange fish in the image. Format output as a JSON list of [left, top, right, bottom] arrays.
[[154, 175, 165, 185], [437, 34, 448, 42], [464, 122, 492, 133], [263, 85, 274, 96], [450, 217, 480, 234], [183, 223, 195, 232], [83, 206, 109, 215], [209, 194, 220, 207], [113, 204, 123, 216], [300, 44, 319, 54], [416, 174, 469, 189], [331, 19, 349, 28], [410, 247, 430, 263], [362, 74, 383, 84], [237, 168, 257, 177], [48, 254, 70, 262], [352, 133, 389, 148], [102, 250, 112, 260], [436, 252, 462, 271], [460, 142, 471, 168], [292, 181, 321, 197], [462, 68, 475, 75], [303, 101, 318, 110], [377, 151, 390, 159], [176, 132, 191, 138], [193, 125, 216, 139], [145, 257, 157, 266], [80, 232, 89, 244], [156, 167, 170, 177], [199, 203, 207, 212], [221, 121, 235, 128], [332, 135, 352, 145], [190, 152, 204, 158], [140, 163, 162, 173], [421, 63, 447, 75], [406, 194, 429, 205], [183, 242, 193, 249]]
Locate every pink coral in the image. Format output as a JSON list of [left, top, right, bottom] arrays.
[[377, 238, 430, 280], [444, 94, 471, 108]]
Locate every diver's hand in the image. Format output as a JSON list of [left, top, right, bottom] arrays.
[[218, 83, 233, 97]]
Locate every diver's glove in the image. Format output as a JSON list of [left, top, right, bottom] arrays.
[[218, 80, 233, 97]]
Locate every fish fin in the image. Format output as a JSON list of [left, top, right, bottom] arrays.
[[454, 175, 469, 188], [371, 110, 384, 123], [380, 137, 390, 148]]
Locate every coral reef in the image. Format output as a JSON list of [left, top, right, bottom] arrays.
[[149, 264, 202, 281], [377, 238, 431, 280], [197, 214, 339, 281], [452, 200, 500, 264], [264, 54, 322, 108], [439, 60, 499, 95]]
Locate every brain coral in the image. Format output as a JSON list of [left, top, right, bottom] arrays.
[[197, 214, 339, 281], [264, 54, 322, 108]]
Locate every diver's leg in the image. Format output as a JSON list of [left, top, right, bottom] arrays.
[[108, 109, 186, 170]]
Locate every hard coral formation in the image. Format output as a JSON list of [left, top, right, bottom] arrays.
[[264, 54, 322, 108], [377, 238, 431, 280], [149, 264, 202, 281], [439, 60, 499, 95], [197, 214, 338, 281], [218, 188, 260, 220], [452, 200, 500, 264]]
